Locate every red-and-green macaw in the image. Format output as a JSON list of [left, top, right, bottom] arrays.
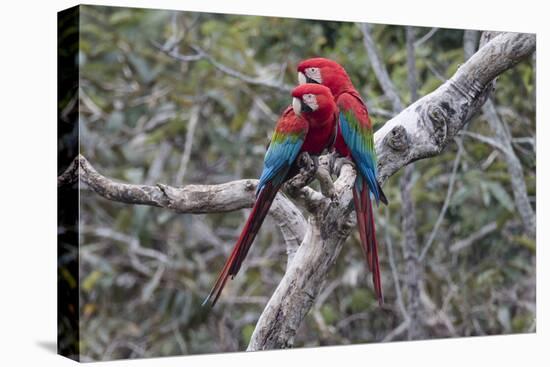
[[203, 83, 338, 307], [297, 58, 388, 305]]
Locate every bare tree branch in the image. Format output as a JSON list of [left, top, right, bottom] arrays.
[[75, 154, 308, 256], [450, 221, 498, 252], [145, 142, 172, 185], [382, 319, 410, 342], [482, 99, 536, 238], [415, 27, 439, 48], [400, 26, 423, 340], [419, 142, 463, 262], [384, 208, 408, 320], [359, 23, 404, 112], [175, 105, 200, 184], [153, 41, 293, 92], [463, 30, 480, 60], [461, 130, 508, 152]]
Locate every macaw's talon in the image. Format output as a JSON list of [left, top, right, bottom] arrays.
[[284, 154, 317, 196], [315, 165, 336, 201], [297, 152, 314, 171], [333, 156, 355, 176], [328, 150, 341, 176], [294, 151, 317, 187], [283, 176, 302, 197]]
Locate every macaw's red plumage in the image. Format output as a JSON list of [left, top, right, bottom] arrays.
[[298, 57, 388, 305], [203, 84, 338, 307]]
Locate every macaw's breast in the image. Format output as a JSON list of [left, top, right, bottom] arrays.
[[301, 119, 336, 155]]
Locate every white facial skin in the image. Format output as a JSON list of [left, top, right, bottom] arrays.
[[292, 94, 319, 116], [302, 93, 318, 111], [304, 67, 322, 84]]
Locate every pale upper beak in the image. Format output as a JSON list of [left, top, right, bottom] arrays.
[[292, 97, 301, 115], [298, 71, 307, 85]]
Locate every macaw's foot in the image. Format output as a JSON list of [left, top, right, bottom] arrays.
[[297, 152, 318, 187], [333, 156, 355, 177], [284, 152, 318, 196], [328, 150, 340, 176], [315, 165, 337, 202]]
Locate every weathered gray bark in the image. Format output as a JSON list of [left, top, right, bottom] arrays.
[[76, 154, 307, 254], [247, 32, 535, 350]]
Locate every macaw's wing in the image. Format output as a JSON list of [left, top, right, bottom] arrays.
[[202, 108, 307, 307], [256, 107, 309, 195], [337, 94, 387, 205]]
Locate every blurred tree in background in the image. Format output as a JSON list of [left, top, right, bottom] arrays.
[[76, 5, 535, 361]]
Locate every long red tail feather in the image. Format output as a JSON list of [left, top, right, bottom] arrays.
[[353, 179, 383, 305], [353, 187, 372, 271], [202, 183, 280, 307]]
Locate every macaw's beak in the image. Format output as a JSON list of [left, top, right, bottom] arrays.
[[292, 97, 302, 115], [298, 71, 320, 85], [292, 97, 314, 116], [298, 71, 307, 85]]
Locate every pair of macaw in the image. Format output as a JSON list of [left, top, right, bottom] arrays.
[[203, 58, 388, 307]]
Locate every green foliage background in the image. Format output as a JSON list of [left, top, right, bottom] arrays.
[[77, 5, 535, 361]]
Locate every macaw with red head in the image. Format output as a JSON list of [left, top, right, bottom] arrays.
[[203, 83, 338, 307], [298, 57, 388, 305]]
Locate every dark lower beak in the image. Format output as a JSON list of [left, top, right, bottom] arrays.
[[306, 76, 319, 84], [301, 100, 313, 113]]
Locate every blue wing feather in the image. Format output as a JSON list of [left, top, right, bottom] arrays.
[[339, 111, 382, 204], [256, 134, 305, 195]]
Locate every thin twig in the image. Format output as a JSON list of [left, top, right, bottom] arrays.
[[359, 23, 404, 112], [401, 27, 423, 340], [384, 207, 408, 320], [176, 106, 200, 184], [450, 221, 498, 252], [461, 131, 508, 152], [382, 319, 410, 342], [415, 27, 439, 47], [419, 141, 463, 262], [153, 40, 292, 92], [482, 97, 536, 238]]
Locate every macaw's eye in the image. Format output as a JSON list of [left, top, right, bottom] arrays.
[[305, 67, 322, 84], [302, 93, 319, 111]]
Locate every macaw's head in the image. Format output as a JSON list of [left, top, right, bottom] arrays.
[[297, 57, 354, 97], [291, 83, 337, 127]]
